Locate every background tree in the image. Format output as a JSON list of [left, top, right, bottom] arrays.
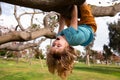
[[103, 44, 113, 65], [85, 34, 95, 66], [90, 50, 98, 64], [75, 49, 81, 61], [108, 20, 120, 55]]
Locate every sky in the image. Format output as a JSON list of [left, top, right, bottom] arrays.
[[0, 0, 120, 52]]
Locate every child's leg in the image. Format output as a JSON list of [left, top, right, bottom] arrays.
[[78, 3, 97, 32]]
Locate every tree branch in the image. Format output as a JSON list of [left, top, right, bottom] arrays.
[[0, 0, 85, 14], [14, 5, 25, 31], [0, 28, 56, 45], [91, 3, 120, 17], [0, 38, 46, 51], [1, 0, 120, 17]]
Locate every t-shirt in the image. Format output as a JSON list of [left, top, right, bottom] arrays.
[[57, 24, 94, 46]]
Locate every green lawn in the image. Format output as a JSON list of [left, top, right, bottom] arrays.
[[0, 58, 120, 80]]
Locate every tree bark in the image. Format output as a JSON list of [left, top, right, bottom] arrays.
[[0, 0, 85, 13]]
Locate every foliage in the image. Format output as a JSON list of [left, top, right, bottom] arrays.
[[35, 52, 44, 59], [108, 20, 120, 54], [103, 45, 113, 64], [103, 45, 112, 58], [0, 51, 13, 57], [0, 50, 6, 56]]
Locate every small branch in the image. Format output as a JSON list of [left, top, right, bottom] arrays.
[[30, 9, 35, 26], [0, 3, 1, 15], [14, 5, 43, 31], [15, 25, 19, 31], [14, 5, 25, 31], [43, 12, 59, 31]]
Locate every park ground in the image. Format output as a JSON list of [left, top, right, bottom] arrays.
[[0, 58, 120, 80]]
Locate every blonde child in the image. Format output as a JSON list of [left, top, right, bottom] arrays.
[[47, 2, 97, 80]]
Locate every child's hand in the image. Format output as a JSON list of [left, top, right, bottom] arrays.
[[81, 1, 87, 6], [74, 0, 86, 5]]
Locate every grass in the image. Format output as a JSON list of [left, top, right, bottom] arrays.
[[0, 58, 120, 80]]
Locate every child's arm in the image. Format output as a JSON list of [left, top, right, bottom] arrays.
[[70, 5, 78, 30], [58, 15, 65, 33], [58, 5, 78, 32]]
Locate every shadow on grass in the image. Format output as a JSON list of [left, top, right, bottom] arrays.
[[74, 65, 120, 77]]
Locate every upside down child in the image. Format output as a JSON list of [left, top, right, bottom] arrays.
[[46, 2, 97, 80]]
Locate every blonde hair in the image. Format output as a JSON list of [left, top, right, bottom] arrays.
[[46, 46, 77, 80]]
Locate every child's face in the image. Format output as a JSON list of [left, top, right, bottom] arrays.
[[51, 36, 69, 53]]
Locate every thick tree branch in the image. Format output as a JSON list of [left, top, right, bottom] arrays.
[[0, 0, 84, 11], [0, 0, 120, 17], [91, 3, 120, 17], [0, 28, 56, 45], [0, 0, 85, 16]]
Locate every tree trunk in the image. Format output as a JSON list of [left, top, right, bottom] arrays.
[[86, 51, 90, 66], [92, 55, 96, 64]]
